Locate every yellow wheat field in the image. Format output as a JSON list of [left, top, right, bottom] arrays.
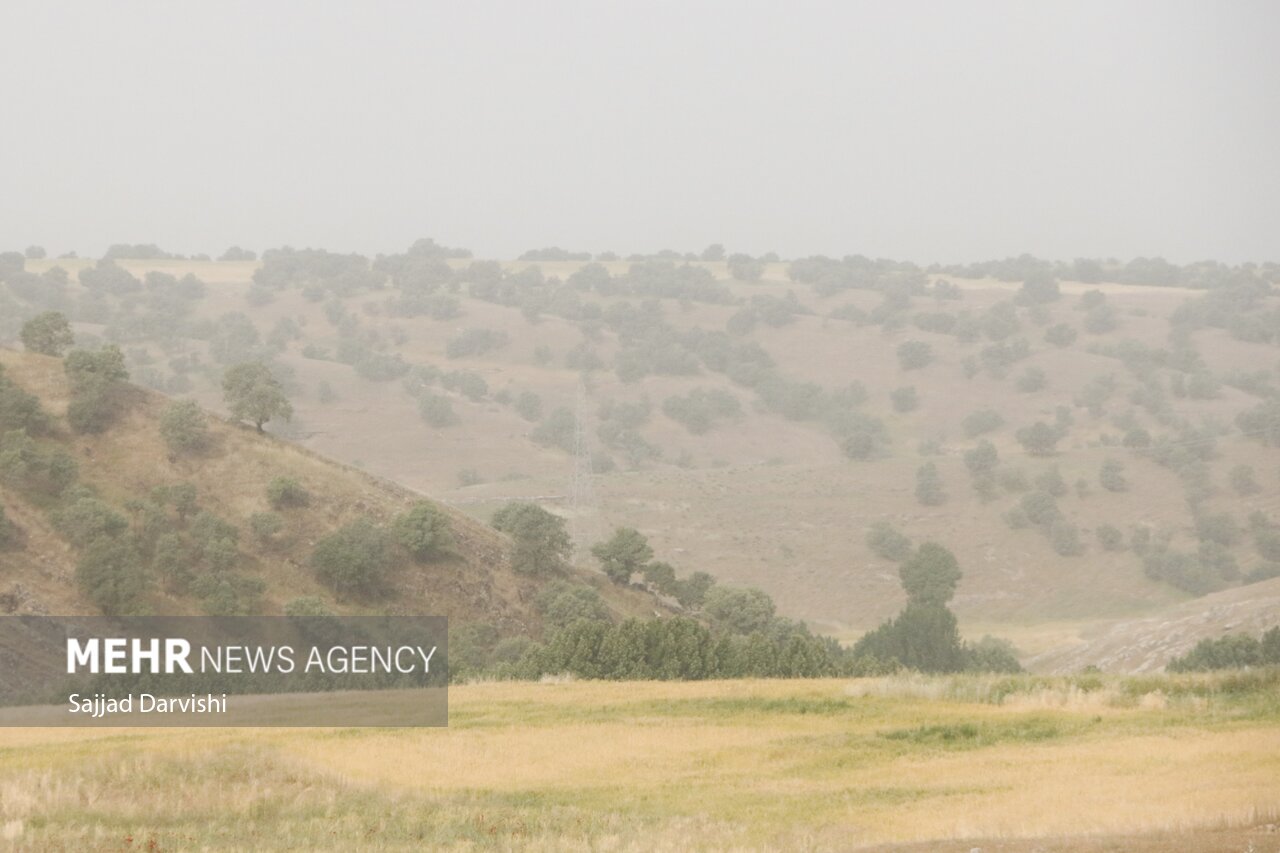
[[0, 675, 1277, 851]]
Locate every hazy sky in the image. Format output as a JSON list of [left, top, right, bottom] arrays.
[[2, 1, 1277, 263]]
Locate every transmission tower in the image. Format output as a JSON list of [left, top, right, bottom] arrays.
[[569, 381, 602, 556]]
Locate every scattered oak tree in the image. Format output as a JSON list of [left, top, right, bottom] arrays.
[[492, 501, 572, 575], [20, 311, 74, 356], [591, 527, 654, 585], [222, 362, 293, 432]]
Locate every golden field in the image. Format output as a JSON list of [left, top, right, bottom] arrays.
[[1, 673, 1278, 851]]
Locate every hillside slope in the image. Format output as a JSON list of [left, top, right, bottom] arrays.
[[0, 348, 662, 633], [1026, 575, 1280, 673], [5, 252, 1280, 643]]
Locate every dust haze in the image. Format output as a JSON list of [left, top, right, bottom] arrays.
[[2, 1, 1278, 262]]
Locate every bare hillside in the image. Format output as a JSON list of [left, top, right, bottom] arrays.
[[1027, 575, 1280, 673]]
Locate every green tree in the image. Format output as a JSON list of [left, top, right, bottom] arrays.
[[673, 570, 716, 609], [591, 527, 654, 585], [1016, 421, 1061, 456], [536, 581, 610, 630], [1099, 458, 1128, 492], [492, 501, 572, 575], [915, 462, 946, 506], [77, 539, 148, 615], [1096, 523, 1125, 551], [159, 399, 211, 454], [898, 542, 962, 607], [702, 586, 777, 635], [311, 517, 393, 598], [896, 340, 933, 370], [866, 522, 912, 561], [1016, 273, 1060, 305], [0, 368, 51, 434], [53, 495, 128, 548], [64, 345, 129, 434], [962, 408, 1004, 438], [890, 386, 919, 413], [964, 440, 999, 476], [642, 560, 678, 595], [1044, 323, 1078, 347], [392, 501, 454, 562], [222, 362, 293, 432], [267, 476, 309, 509], [20, 311, 74, 356], [853, 602, 966, 673], [1230, 464, 1260, 496]]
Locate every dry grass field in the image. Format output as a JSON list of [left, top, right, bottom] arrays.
[[1, 674, 1277, 851]]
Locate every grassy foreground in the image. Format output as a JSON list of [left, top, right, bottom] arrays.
[[1, 673, 1278, 851]]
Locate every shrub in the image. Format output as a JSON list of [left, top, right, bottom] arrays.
[[249, 511, 284, 545], [1044, 323, 1078, 347], [418, 392, 459, 427], [962, 408, 1004, 438], [531, 407, 576, 452], [1230, 464, 1260, 496], [672, 570, 716, 609], [890, 386, 918, 413], [153, 482, 199, 521], [536, 581, 611, 630], [964, 440, 999, 476], [64, 345, 130, 434], [1168, 627, 1280, 672], [642, 560, 678, 595], [0, 370, 51, 434], [311, 518, 393, 597], [1019, 490, 1062, 528], [1050, 521, 1084, 556], [866, 522, 912, 561], [191, 572, 266, 616], [52, 496, 128, 548], [1096, 524, 1125, 551], [159, 399, 210, 454], [662, 388, 742, 434], [896, 340, 933, 371], [77, 539, 148, 615], [514, 391, 542, 422], [446, 328, 510, 359], [0, 430, 78, 497], [1034, 466, 1068, 497], [267, 476, 309, 509], [915, 462, 946, 506], [1015, 366, 1047, 393], [392, 501, 454, 562], [1099, 458, 1128, 492], [1016, 422, 1061, 456]]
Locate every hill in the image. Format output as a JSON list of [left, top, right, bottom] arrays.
[[1027, 574, 1280, 673], [0, 347, 664, 636], [4, 248, 1280, 664]]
